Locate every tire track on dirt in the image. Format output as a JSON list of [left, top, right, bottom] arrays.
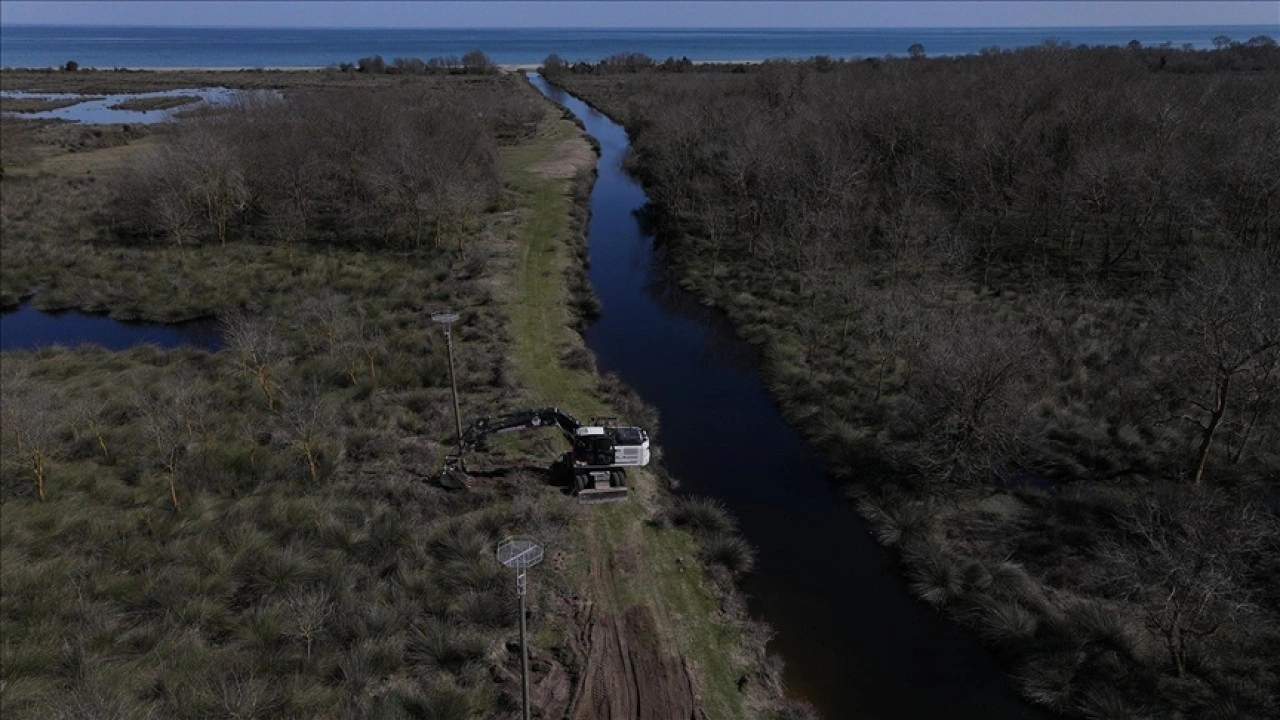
[[566, 521, 700, 720]]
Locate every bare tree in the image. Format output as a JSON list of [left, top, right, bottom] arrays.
[[895, 311, 1037, 482], [276, 388, 335, 482], [69, 395, 113, 463], [185, 129, 249, 246], [223, 312, 287, 409], [286, 587, 334, 659], [134, 381, 207, 511], [0, 372, 66, 501], [461, 49, 494, 74], [1158, 251, 1280, 483], [132, 146, 199, 248], [1101, 489, 1273, 677]]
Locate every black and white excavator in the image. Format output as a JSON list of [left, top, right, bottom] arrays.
[[440, 407, 649, 504]]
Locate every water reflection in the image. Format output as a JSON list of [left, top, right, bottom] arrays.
[[0, 87, 256, 124], [0, 302, 222, 352]]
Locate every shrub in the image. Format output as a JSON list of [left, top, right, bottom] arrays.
[[397, 683, 489, 720], [560, 345, 596, 372], [462, 49, 494, 74], [905, 540, 965, 608], [700, 534, 756, 574], [858, 495, 936, 546], [1018, 650, 1081, 713], [976, 596, 1039, 645], [670, 496, 736, 535], [406, 619, 489, 676], [455, 589, 514, 629]]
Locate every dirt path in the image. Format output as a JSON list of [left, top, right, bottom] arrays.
[[564, 522, 701, 720]]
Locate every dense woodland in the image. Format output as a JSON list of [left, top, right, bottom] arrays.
[[111, 79, 541, 251], [552, 40, 1280, 718]]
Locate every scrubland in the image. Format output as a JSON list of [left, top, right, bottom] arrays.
[[1, 71, 784, 719]]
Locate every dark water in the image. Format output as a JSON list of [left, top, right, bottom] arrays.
[[0, 302, 222, 352], [2, 25, 1275, 68], [528, 73, 1049, 720]]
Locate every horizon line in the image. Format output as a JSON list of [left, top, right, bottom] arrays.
[[2, 22, 1278, 31]]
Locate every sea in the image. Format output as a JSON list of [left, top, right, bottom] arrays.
[[1, 25, 1277, 69]]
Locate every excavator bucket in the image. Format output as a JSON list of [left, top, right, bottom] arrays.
[[439, 456, 472, 490], [439, 468, 471, 489]]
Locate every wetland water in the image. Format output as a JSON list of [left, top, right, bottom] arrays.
[[528, 73, 1048, 720], [0, 303, 222, 352], [0, 87, 250, 124]]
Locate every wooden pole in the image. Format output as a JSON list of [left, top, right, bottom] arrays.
[[444, 324, 463, 448], [519, 591, 531, 720]]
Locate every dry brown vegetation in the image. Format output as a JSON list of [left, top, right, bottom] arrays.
[[108, 82, 540, 251], [0, 96, 104, 113], [1, 73, 556, 720], [552, 40, 1280, 718]]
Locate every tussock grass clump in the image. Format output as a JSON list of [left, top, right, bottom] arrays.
[[407, 619, 491, 676], [1056, 601, 1146, 662], [1017, 650, 1083, 713], [671, 496, 737, 535], [396, 682, 491, 720], [700, 534, 757, 575], [1076, 687, 1153, 720], [560, 344, 597, 372], [975, 597, 1040, 645], [455, 589, 516, 629], [903, 539, 966, 608], [857, 494, 937, 547]]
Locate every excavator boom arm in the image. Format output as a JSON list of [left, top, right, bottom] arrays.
[[450, 407, 582, 464]]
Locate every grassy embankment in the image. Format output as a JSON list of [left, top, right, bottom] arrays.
[[551, 44, 1279, 720], [498, 82, 755, 719], [0, 70, 773, 719]]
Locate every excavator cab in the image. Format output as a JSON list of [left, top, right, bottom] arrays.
[[573, 429, 617, 467]]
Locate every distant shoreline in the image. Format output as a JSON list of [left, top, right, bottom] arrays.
[[2, 61, 767, 73], [3, 23, 1278, 30], [7, 24, 1274, 72]]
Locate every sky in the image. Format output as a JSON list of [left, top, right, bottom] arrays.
[[0, 1, 1277, 29]]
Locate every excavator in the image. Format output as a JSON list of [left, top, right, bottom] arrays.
[[440, 407, 649, 504]]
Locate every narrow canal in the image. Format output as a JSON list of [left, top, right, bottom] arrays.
[[527, 74, 1047, 720]]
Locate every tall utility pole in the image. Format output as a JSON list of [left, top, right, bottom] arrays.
[[431, 312, 463, 447], [498, 537, 544, 720]]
